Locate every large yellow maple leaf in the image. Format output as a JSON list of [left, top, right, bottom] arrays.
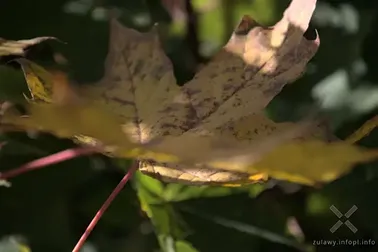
[[3, 0, 378, 186]]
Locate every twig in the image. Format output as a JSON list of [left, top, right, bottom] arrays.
[[72, 160, 139, 252], [345, 115, 378, 144], [0, 147, 98, 180]]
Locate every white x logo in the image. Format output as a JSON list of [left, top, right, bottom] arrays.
[[330, 205, 358, 233]]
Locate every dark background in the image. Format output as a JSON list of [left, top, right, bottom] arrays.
[[1, 0, 378, 251]]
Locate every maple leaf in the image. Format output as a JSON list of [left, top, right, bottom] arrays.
[[4, 0, 378, 186], [77, 0, 323, 185]]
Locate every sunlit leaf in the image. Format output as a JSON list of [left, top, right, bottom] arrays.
[[5, 0, 378, 188]]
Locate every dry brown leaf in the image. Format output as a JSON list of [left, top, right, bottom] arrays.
[[121, 0, 321, 184], [7, 0, 325, 185], [7, 0, 378, 186], [72, 0, 318, 184], [79, 0, 319, 138], [0, 37, 57, 58]]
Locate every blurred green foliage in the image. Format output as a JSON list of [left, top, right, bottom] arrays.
[[1, 0, 378, 251]]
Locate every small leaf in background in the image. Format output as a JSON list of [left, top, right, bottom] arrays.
[[135, 172, 195, 251], [174, 240, 199, 252], [0, 235, 31, 252], [16, 59, 54, 103]]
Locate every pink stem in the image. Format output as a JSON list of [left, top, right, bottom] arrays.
[[0, 147, 98, 180], [72, 161, 139, 252]]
